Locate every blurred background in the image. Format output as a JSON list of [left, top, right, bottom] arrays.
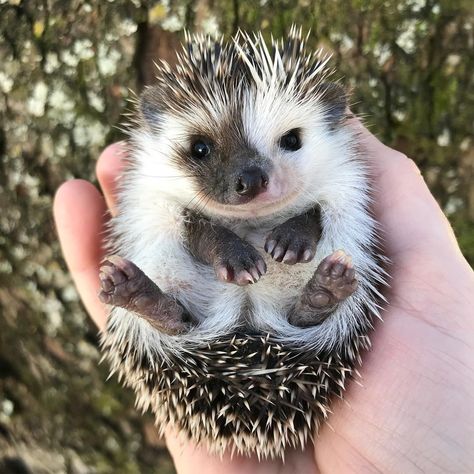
[[0, 0, 472, 472]]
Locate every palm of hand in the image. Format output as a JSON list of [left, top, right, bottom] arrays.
[[54, 127, 474, 474], [313, 135, 474, 473]]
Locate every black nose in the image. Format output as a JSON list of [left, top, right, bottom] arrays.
[[235, 167, 269, 198]]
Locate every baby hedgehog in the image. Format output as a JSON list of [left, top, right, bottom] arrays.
[[99, 27, 387, 459]]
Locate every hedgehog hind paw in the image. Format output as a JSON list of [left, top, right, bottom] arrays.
[[99, 255, 195, 336], [289, 249, 358, 327]]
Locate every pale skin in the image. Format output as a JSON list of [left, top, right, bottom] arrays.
[[53, 122, 474, 473]]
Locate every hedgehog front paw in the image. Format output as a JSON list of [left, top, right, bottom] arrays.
[[290, 250, 358, 327], [214, 247, 267, 286], [265, 226, 317, 265], [99, 255, 193, 335]]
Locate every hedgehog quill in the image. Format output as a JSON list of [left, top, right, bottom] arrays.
[[99, 27, 388, 459]]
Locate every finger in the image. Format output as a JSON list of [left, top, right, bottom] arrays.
[[166, 430, 318, 474], [96, 141, 126, 216], [53, 179, 108, 330]]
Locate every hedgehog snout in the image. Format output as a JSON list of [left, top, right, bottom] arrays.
[[235, 166, 269, 200]]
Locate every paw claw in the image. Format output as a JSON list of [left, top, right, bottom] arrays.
[[99, 264, 114, 276], [249, 266, 261, 282], [265, 229, 317, 265], [235, 270, 254, 286], [331, 249, 346, 261], [302, 249, 314, 262], [282, 249, 298, 265], [216, 266, 230, 282], [264, 239, 277, 254], [272, 245, 286, 261], [256, 259, 267, 276], [214, 249, 266, 286]]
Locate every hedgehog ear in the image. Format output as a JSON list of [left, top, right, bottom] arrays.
[[139, 86, 162, 128], [317, 82, 347, 126]]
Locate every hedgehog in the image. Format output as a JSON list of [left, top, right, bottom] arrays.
[[98, 27, 387, 459]]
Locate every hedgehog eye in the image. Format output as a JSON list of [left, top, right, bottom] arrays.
[[279, 129, 301, 152], [191, 139, 211, 159]]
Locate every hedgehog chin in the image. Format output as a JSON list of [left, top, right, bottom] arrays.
[[201, 189, 301, 219]]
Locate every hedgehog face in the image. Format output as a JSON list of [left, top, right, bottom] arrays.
[[170, 117, 276, 207], [135, 33, 347, 218]]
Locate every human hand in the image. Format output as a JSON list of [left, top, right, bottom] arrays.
[[53, 125, 474, 473]]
